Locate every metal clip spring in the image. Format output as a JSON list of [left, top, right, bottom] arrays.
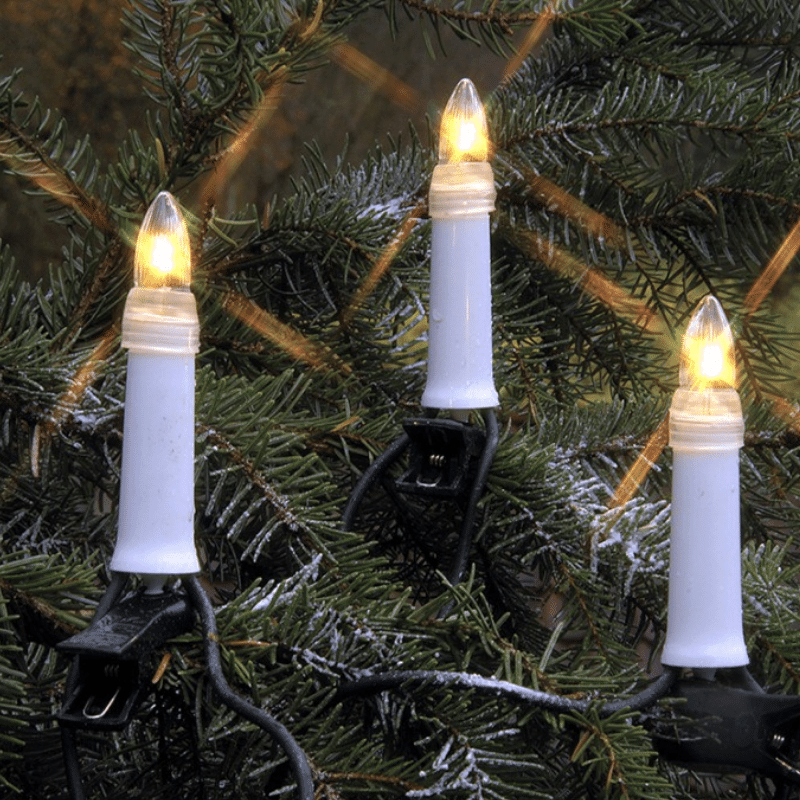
[[81, 664, 122, 720]]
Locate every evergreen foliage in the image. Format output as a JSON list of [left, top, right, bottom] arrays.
[[1, 1, 800, 797]]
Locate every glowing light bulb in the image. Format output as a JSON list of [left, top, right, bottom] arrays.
[[134, 192, 192, 289], [662, 293, 747, 669], [151, 237, 176, 275], [438, 78, 489, 164], [679, 295, 736, 391], [699, 343, 723, 379]]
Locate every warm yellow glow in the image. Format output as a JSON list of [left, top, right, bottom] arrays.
[[457, 120, 478, 153], [609, 415, 669, 508], [439, 78, 490, 164], [744, 215, 800, 317], [680, 296, 736, 390], [330, 42, 423, 115], [134, 192, 191, 289], [699, 342, 724, 380], [151, 236, 176, 275]]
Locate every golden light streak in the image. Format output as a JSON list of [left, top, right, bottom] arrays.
[[744, 215, 800, 317], [0, 136, 114, 235], [522, 169, 627, 249], [514, 229, 664, 334], [608, 415, 669, 508], [30, 328, 118, 478], [222, 290, 352, 375], [151, 652, 172, 684], [330, 42, 425, 115], [341, 202, 424, 327], [502, 3, 558, 84], [200, 77, 286, 209], [767, 394, 800, 437], [51, 329, 118, 431]]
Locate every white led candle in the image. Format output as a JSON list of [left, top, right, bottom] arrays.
[[661, 295, 747, 668], [421, 78, 499, 411], [111, 192, 201, 585]]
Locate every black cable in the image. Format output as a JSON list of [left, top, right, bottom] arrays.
[[599, 668, 678, 715], [444, 408, 499, 588], [61, 572, 129, 800], [185, 576, 315, 800], [337, 666, 678, 717], [62, 574, 314, 799], [342, 412, 499, 596], [94, 572, 130, 619], [341, 431, 411, 532], [61, 726, 86, 800], [730, 665, 766, 694]]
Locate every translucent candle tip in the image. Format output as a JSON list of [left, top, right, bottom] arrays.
[[679, 295, 736, 390], [134, 191, 192, 289], [438, 78, 490, 164]]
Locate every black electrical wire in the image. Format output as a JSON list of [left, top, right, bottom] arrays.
[[336, 414, 682, 756], [730, 665, 766, 694], [342, 410, 499, 598], [93, 571, 130, 619], [61, 571, 129, 800], [61, 725, 86, 800], [185, 576, 315, 800], [341, 430, 410, 532], [62, 574, 314, 800], [337, 666, 678, 717], [444, 408, 499, 588]]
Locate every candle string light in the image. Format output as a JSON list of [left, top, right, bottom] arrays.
[[343, 78, 501, 596], [661, 295, 748, 669], [422, 77, 498, 412], [48, 96, 800, 800], [111, 191, 200, 589], [340, 78, 675, 752], [56, 193, 314, 800], [342, 289, 800, 793]]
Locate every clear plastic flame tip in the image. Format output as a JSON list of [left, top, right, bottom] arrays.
[[134, 192, 191, 289], [438, 78, 490, 164], [679, 295, 736, 390]]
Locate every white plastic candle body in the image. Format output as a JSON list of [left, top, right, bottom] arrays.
[[111, 288, 200, 576], [115, 350, 197, 574], [422, 78, 499, 411], [422, 161, 499, 410], [662, 295, 747, 668], [662, 405, 747, 667], [110, 192, 201, 578]]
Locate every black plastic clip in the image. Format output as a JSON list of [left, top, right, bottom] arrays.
[[395, 417, 486, 498], [57, 588, 194, 730], [652, 677, 800, 784]]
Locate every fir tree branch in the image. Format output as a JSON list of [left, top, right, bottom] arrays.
[[198, 422, 309, 535], [0, 113, 113, 235], [395, 0, 545, 32], [322, 770, 424, 792], [58, 244, 125, 349]]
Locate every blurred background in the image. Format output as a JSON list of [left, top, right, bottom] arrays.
[[0, 0, 511, 282]]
